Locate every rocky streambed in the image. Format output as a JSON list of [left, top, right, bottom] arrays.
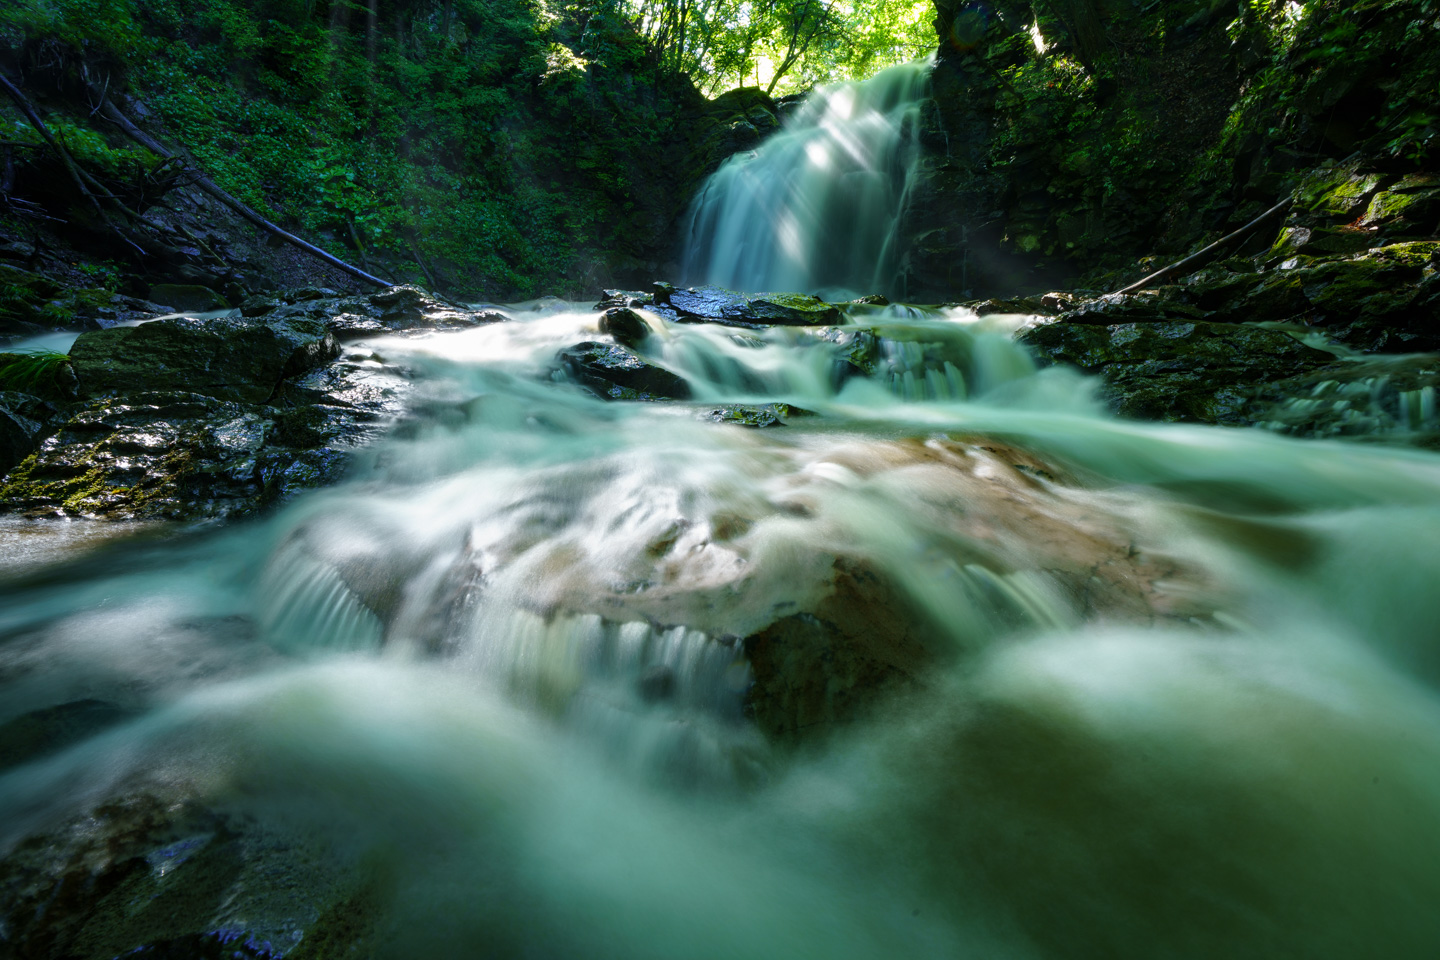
[[2, 218, 1440, 958]]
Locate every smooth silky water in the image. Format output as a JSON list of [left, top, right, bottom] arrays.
[[682, 57, 932, 299], [7, 65, 1440, 959]]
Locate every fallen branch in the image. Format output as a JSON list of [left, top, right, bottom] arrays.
[[0, 72, 145, 258], [1109, 197, 1294, 297], [93, 94, 394, 289]]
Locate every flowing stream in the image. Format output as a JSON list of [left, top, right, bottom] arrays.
[[5, 65, 1440, 960]]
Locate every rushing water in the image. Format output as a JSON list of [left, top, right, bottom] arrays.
[[4, 298, 1440, 957], [681, 58, 932, 299]]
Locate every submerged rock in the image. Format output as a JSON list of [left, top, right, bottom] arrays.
[[1254, 355, 1440, 446], [558, 341, 691, 400], [70, 316, 340, 404], [0, 793, 373, 960]]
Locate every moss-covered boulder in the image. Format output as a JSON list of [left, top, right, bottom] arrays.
[[1297, 166, 1389, 219], [1361, 188, 1440, 232], [557, 342, 691, 401], [69, 316, 341, 403], [1019, 319, 1332, 424]]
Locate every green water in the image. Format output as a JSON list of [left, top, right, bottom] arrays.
[[3, 300, 1440, 957]]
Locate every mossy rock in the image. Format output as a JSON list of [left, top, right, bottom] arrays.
[[1361, 189, 1440, 229], [1292, 258, 1425, 317], [70, 316, 340, 403], [1018, 319, 1332, 424], [1367, 241, 1440, 268], [1269, 226, 1375, 260], [703, 403, 814, 427], [1297, 166, 1388, 218]]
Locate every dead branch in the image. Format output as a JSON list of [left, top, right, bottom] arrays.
[[93, 92, 394, 289], [0, 71, 145, 258], [1109, 197, 1294, 297]]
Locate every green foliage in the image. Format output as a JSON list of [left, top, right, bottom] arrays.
[[0, 351, 72, 398], [0, 0, 723, 298], [623, 0, 934, 95]]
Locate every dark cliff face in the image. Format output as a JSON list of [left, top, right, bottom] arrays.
[[899, 0, 1440, 302], [900, 0, 1244, 301]]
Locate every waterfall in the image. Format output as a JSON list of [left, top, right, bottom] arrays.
[[681, 57, 934, 300]]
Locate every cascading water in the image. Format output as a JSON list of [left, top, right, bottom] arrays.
[[5, 299, 1440, 958], [681, 57, 933, 299], [6, 76, 1440, 960]]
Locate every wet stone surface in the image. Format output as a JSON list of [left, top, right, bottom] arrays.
[[558, 341, 692, 401]]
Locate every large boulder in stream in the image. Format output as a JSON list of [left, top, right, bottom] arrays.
[[558, 341, 691, 400], [308, 435, 1213, 747], [70, 315, 340, 403], [652, 282, 842, 327]]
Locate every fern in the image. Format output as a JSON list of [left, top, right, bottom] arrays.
[[0, 350, 73, 398]]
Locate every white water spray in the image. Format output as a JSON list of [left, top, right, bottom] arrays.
[[682, 57, 934, 298]]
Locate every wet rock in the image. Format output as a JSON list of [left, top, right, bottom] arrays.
[[0, 392, 275, 519], [239, 294, 284, 317], [0, 356, 398, 520], [1060, 291, 1205, 324], [598, 306, 653, 347], [0, 793, 371, 960], [965, 295, 1056, 316], [69, 316, 341, 404], [72, 294, 175, 330], [656, 283, 842, 327], [0, 396, 48, 477], [704, 403, 813, 427], [147, 283, 231, 313], [593, 288, 654, 311], [1019, 319, 1332, 424], [558, 341, 691, 401]]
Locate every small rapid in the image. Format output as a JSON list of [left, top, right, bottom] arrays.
[[4, 299, 1440, 958]]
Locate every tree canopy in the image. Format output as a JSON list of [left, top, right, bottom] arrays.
[[622, 0, 936, 95]]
